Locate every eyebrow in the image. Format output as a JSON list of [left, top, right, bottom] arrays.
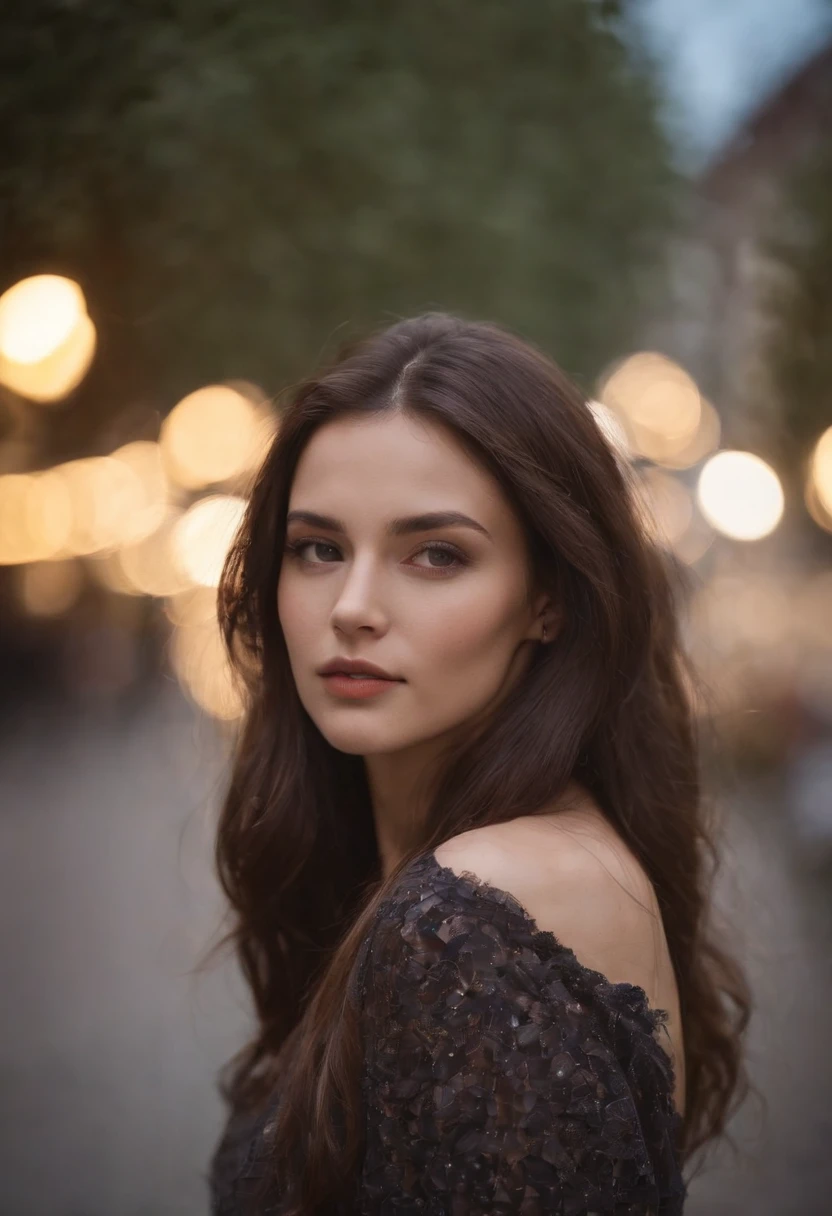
[[285, 509, 492, 541]]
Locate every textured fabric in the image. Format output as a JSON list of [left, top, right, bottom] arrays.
[[210, 850, 686, 1215]]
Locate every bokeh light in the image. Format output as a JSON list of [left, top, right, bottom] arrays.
[[108, 441, 171, 543], [810, 426, 832, 518], [0, 275, 96, 403], [171, 494, 246, 588], [696, 450, 784, 541], [805, 475, 832, 534], [160, 385, 264, 489], [116, 515, 192, 598], [164, 584, 219, 628], [0, 476, 34, 564], [656, 397, 721, 470], [0, 471, 78, 564], [56, 457, 148, 555], [0, 275, 84, 364], [597, 352, 703, 465]]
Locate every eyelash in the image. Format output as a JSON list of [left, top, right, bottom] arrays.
[[284, 538, 470, 576]]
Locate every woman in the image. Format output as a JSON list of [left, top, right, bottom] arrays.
[[208, 313, 750, 1214]]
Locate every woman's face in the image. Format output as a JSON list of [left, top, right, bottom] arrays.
[[277, 410, 550, 759]]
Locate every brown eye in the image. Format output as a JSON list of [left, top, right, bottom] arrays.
[[285, 539, 341, 563], [285, 538, 469, 575], [409, 543, 468, 573]]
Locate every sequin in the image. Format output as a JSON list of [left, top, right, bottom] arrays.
[[210, 851, 686, 1214]]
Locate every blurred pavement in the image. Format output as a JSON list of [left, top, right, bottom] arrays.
[[0, 690, 830, 1214]]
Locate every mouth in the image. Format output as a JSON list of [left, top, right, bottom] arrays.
[[317, 661, 405, 681], [325, 673, 398, 680], [320, 672, 405, 699]]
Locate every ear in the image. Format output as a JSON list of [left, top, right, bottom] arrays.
[[531, 594, 563, 644]]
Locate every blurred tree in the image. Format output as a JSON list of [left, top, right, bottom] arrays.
[[0, 0, 677, 460], [763, 147, 832, 472]]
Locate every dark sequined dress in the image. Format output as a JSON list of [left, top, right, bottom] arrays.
[[209, 850, 687, 1214]]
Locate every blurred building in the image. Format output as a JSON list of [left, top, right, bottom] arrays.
[[639, 35, 832, 845], [650, 38, 832, 451]]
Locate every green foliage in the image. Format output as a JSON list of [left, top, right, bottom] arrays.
[[763, 146, 832, 466], [0, 0, 677, 442]]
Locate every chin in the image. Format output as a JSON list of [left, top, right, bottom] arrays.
[[315, 719, 415, 757]]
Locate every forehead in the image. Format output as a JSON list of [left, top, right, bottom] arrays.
[[289, 411, 510, 522]]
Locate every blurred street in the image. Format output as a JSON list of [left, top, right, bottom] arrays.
[[1, 689, 831, 1215], [0, 689, 249, 1216], [1, 3, 832, 1212]]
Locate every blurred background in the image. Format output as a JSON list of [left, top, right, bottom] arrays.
[[1, 2, 831, 1212]]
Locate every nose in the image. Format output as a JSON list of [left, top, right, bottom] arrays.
[[329, 555, 389, 635]]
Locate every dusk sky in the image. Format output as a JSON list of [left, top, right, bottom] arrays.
[[638, 0, 832, 166]]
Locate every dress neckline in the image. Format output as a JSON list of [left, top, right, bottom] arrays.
[[404, 848, 685, 1127]]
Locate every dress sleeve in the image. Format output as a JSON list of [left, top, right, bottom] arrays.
[[357, 886, 672, 1215]]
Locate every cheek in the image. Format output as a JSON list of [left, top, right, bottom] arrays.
[[402, 598, 524, 736], [276, 572, 316, 655], [414, 591, 522, 671]]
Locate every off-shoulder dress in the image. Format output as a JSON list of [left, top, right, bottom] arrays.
[[209, 849, 687, 1214]]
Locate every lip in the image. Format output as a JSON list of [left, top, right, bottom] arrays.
[[321, 673, 403, 700], [317, 657, 403, 680]]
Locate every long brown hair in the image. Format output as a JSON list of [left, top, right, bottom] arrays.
[[213, 313, 750, 1213]]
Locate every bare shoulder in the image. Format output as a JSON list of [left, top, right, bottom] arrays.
[[434, 786, 686, 1113], [433, 792, 666, 993]]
